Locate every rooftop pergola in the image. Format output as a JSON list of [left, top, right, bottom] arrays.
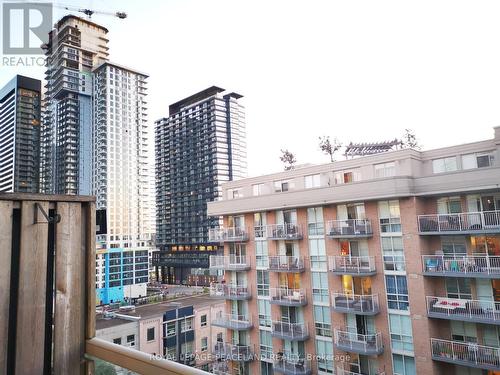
[[344, 139, 401, 158]]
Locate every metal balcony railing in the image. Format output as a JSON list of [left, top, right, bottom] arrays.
[[422, 255, 500, 278], [212, 311, 253, 330], [268, 255, 305, 272], [431, 338, 500, 370], [418, 211, 500, 234], [212, 342, 254, 362], [210, 283, 251, 300], [336, 367, 385, 375], [208, 227, 249, 242], [209, 255, 251, 271], [269, 287, 307, 306], [266, 223, 303, 240], [273, 356, 312, 375], [331, 293, 380, 315], [329, 256, 376, 275], [426, 296, 500, 325], [254, 225, 267, 239], [327, 219, 372, 238], [271, 321, 310, 341], [334, 329, 384, 355]]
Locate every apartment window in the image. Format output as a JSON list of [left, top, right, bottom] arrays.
[[437, 197, 462, 214], [254, 212, 267, 239], [227, 188, 242, 199], [180, 318, 193, 332], [307, 207, 324, 236], [259, 330, 273, 360], [334, 169, 361, 184], [374, 161, 396, 178], [257, 270, 270, 296], [257, 299, 271, 327], [253, 183, 265, 196], [201, 337, 208, 352], [314, 305, 332, 337], [446, 278, 472, 299], [147, 327, 155, 342], [305, 174, 321, 189], [462, 152, 495, 169], [389, 314, 414, 352], [201, 314, 207, 327], [379, 200, 401, 233], [386, 275, 409, 311], [381, 236, 405, 272], [166, 322, 176, 337], [311, 271, 329, 303], [393, 354, 416, 375], [255, 240, 269, 268], [309, 239, 327, 270], [451, 321, 477, 343], [316, 340, 334, 373], [274, 179, 294, 192], [113, 337, 121, 345], [432, 156, 458, 173], [127, 334, 135, 346]]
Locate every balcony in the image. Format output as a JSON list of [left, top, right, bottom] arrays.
[[270, 287, 307, 307], [266, 223, 303, 240], [273, 357, 312, 375], [209, 227, 249, 242], [271, 321, 310, 341], [426, 296, 500, 325], [328, 219, 373, 238], [213, 342, 254, 362], [209, 255, 251, 271], [422, 255, 500, 278], [331, 293, 380, 315], [0, 193, 209, 375], [336, 368, 386, 375], [431, 338, 500, 371], [334, 329, 384, 355], [268, 255, 305, 273], [418, 211, 500, 235], [329, 256, 376, 276], [212, 312, 253, 331], [210, 283, 251, 300]]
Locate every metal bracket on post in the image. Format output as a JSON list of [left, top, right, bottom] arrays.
[[34, 203, 61, 224]]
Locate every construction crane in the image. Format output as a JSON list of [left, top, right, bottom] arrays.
[[53, 3, 127, 20]]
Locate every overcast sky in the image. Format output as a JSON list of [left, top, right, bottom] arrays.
[[1, 0, 500, 176]]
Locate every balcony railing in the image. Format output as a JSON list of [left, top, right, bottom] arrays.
[[327, 219, 373, 238], [271, 321, 310, 341], [431, 338, 500, 370], [336, 368, 386, 375], [426, 296, 500, 325], [266, 223, 303, 240], [270, 287, 307, 306], [273, 357, 312, 375], [212, 360, 230, 375], [208, 227, 249, 242], [422, 255, 500, 278], [210, 283, 251, 300], [332, 293, 380, 315], [213, 342, 254, 362], [418, 211, 500, 235], [334, 329, 384, 355], [329, 256, 376, 275], [209, 255, 251, 271], [268, 255, 305, 273], [212, 311, 253, 330]]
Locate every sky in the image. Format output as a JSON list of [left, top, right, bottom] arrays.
[[1, 0, 500, 177]]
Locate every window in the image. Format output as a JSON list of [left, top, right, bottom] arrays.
[[255, 240, 269, 268], [379, 200, 401, 233], [446, 278, 472, 299], [305, 174, 321, 189], [311, 272, 329, 303], [259, 330, 273, 360], [389, 314, 414, 352], [432, 156, 458, 173], [307, 207, 324, 236], [381, 236, 405, 271], [258, 299, 271, 327], [334, 169, 361, 184], [374, 161, 396, 178], [113, 337, 121, 345], [393, 354, 416, 375], [437, 197, 462, 214], [127, 334, 135, 346], [227, 188, 242, 199], [201, 337, 208, 352], [274, 179, 294, 192], [450, 321, 477, 343], [166, 322, 176, 337], [314, 306, 332, 337], [386, 275, 409, 311], [253, 183, 265, 196], [201, 314, 207, 327], [147, 327, 155, 341], [257, 270, 270, 296], [309, 239, 327, 270], [180, 318, 193, 332], [254, 212, 267, 239], [316, 340, 334, 373], [462, 152, 495, 169]]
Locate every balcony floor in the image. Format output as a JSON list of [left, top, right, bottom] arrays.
[[331, 270, 377, 276], [428, 310, 500, 326], [332, 306, 379, 316], [335, 341, 384, 355], [212, 320, 253, 331], [432, 353, 500, 371]]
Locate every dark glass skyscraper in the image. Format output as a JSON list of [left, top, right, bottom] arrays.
[[154, 86, 246, 283]]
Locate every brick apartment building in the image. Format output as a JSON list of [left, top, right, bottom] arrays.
[[207, 127, 500, 375]]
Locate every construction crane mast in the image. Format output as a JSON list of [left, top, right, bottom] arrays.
[[54, 3, 127, 20]]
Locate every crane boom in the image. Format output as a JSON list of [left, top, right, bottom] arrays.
[[53, 3, 127, 19]]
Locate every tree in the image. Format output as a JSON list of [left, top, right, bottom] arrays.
[[94, 359, 118, 375], [400, 129, 421, 150], [280, 149, 296, 171], [319, 136, 342, 162]]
